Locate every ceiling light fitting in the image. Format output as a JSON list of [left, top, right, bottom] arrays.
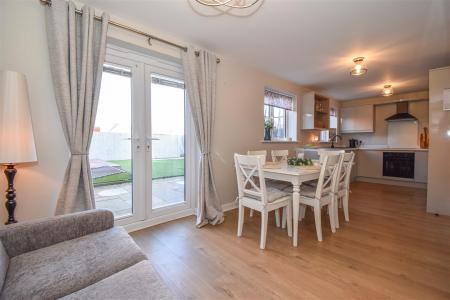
[[194, 0, 261, 8], [350, 57, 368, 76], [382, 84, 394, 97]]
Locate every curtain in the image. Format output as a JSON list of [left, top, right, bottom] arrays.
[[45, 0, 109, 214], [181, 47, 224, 227]]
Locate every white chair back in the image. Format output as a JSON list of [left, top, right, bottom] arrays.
[[340, 152, 355, 189], [247, 150, 267, 163], [234, 154, 268, 204], [315, 153, 344, 199], [318, 149, 345, 164], [271, 150, 289, 163]]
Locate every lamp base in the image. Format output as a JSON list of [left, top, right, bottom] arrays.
[[4, 164, 17, 225]]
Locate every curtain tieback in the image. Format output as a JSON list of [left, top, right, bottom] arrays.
[[201, 152, 210, 156], [71, 152, 88, 156]]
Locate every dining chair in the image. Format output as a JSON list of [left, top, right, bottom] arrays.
[[270, 150, 291, 228], [333, 151, 355, 228], [298, 152, 344, 241], [246, 150, 267, 218], [271, 149, 289, 163], [247, 149, 285, 228], [234, 154, 293, 249]]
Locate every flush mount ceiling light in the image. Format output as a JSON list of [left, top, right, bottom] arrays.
[[382, 84, 394, 97], [350, 57, 368, 76], [194, 0, 261, 8]]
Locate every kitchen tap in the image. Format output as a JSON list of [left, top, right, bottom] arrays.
[[330, 134, 342, 148]]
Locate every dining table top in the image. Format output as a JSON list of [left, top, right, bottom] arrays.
[[262, 163, 321, 176]]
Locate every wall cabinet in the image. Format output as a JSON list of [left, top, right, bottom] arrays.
[[302, 92, 330, 130], [340, 105, 374, 133]]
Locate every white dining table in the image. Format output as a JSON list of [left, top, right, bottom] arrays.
[[262, 164, 321, 247]]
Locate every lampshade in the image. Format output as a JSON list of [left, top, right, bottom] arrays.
[[0, 70, 37, 164]]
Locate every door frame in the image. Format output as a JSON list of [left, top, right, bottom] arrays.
[[104, 42, 197, 229]]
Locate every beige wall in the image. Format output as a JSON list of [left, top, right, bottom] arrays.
[[0, 0, 311, 220], [427, 67, 450, 216], [214, 60, 310, 206], [339, 91, 429, 147], [0, 0, 69, 223]]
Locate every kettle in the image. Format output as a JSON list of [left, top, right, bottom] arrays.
[[349, 138, 362, 148]]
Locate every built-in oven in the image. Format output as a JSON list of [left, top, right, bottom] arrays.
[[383, 152, 415, 179]]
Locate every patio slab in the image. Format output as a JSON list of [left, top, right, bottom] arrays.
[[94, 176, 185, 218]]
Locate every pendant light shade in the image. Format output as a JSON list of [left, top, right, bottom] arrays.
[[350, 57, 368, 76]]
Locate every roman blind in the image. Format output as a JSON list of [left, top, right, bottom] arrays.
[[264, 89, 294, 110]]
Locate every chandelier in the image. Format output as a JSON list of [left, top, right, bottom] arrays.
[[194, 0, 261, 9]]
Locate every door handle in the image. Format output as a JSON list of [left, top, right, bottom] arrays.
[[125, 136, 141, 150]]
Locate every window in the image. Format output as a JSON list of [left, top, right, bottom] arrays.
[[264, 88, 296, 140]]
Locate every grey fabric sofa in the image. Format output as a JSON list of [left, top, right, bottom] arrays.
[[0, 209, 173, 300]]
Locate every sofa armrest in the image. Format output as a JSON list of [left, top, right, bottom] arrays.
[[0, 209, 114, 257]]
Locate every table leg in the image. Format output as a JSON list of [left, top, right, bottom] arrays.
[[292, 184, 300, 247]]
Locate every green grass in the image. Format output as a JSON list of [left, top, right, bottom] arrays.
[[93, 158, 184, 186]]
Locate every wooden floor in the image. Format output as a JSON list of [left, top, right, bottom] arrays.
[[131, 182, 450, 299]]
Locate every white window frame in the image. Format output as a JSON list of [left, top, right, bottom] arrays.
[[263, 87, 297, 141]]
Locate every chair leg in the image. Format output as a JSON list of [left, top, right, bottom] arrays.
[[237, 203, 244, 237], [275, 209, 281, 228], [286, 203, 292, 237], [260, 211, 269, 249], [313, 202, 323, 242], [343, 190, 350, 222], [334, 196, 339, 230], [249, 209, 254, 217], [328, 198, 336, 233], [299, 204, 306, 221], [281, 207, 287, 229]]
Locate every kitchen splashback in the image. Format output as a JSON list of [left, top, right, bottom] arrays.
[[387, 121, 419, 148]]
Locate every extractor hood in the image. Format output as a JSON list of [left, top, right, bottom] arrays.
[[385, 101, 418, 122]]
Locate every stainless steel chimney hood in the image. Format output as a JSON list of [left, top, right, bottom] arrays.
[[385, 101, 418, 122]]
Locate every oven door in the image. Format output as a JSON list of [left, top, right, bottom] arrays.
[[383, 152, 415, 179]]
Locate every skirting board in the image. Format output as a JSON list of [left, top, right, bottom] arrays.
[[222, 201, 238, 212], [356, 177, 427, 189]]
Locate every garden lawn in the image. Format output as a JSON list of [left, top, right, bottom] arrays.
[[93, 158, 184, 186]]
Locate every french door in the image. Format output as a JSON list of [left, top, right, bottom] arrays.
[[90, 44, 195, 226]]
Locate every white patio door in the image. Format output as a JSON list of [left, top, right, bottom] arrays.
[[90, 44, 195, 226]]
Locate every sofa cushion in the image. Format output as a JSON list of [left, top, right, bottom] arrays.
[[0, 242, 8, 291], [0, 227, 146, 300], [61, 260, 173, 300]]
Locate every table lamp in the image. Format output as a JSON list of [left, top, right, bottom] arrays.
[[0, 70, 37, 225]]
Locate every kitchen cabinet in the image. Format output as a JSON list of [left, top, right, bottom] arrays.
[[302, 92, 330, 130], [357, 149, 428, 183], [340, 105, 374, 133], [414, 152, 428, 183], [357, 150, 382, 178]]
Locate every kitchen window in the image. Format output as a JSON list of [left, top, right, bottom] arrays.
[[264, 88, 297, 141]]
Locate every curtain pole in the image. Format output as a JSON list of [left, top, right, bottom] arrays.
[[39, 0, 221, 63]]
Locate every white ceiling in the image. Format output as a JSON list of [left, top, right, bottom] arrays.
[[83, 0, 450, 100]]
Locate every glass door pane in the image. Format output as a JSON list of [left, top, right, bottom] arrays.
[[90, 64, 133, 219], [150, 74, 186, 209]]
